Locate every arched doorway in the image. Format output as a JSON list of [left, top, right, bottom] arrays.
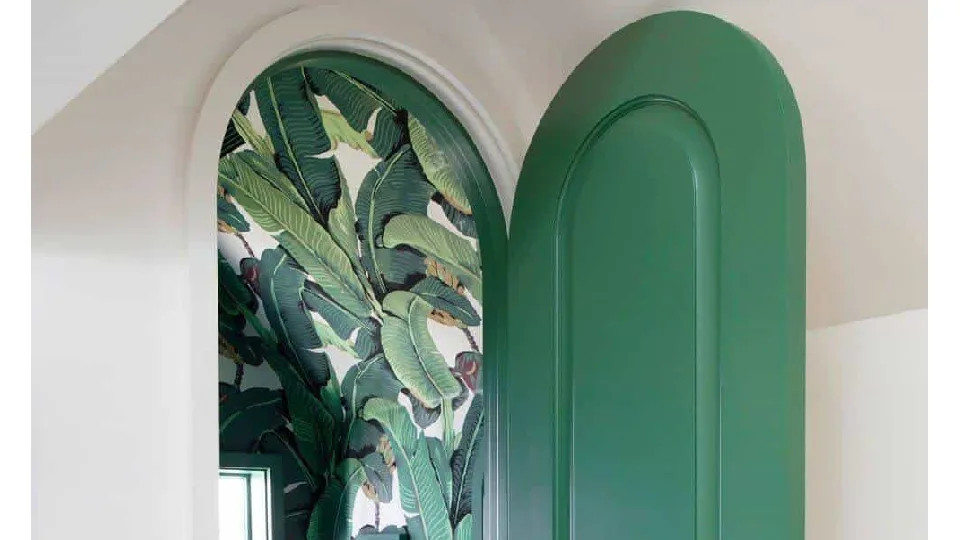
[[214, 51, 507, 540], [194, 9, 804, 540]]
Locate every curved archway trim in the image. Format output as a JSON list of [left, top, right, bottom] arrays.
[[186, 9, 516, 540]]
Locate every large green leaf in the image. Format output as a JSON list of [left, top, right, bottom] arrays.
[[312, 317, 357, 357], [408, 116, 472, 214], [254, 66, 340, 223], [302, 282, 380, 360], [404, 380, 469, 431], [450, 397, 484, 527], [376, 246, 428, 288], [342, 354, 402, 421], [438, 197, 477, 239], [219, 387, 286, 451], [362, 398, 454, 540], [258, 250, 338, 480], [320, 375, 345, 436], [411, 277, 480, 327], [255, 427, 316, 492], [427, 436, 453, 511], [217, 252, 272, 367], [354, 329, 382, 362], [218, 250, 257, 316], [219, 92, 251, 157], [230, 150, 309, 212], [326, 157, 362, 271], [340, 361, 398, 500], [231, 109, 275, 158], [322, 152, 379, 311], [217, 188, 249, 233], [279, 361, 337, 482], [355, 146, 436, 296], [221, 153, 373, 319], [307, 68, 406, 157], [258, 431, 318, 527], [256, 260, 345, 456], [301, 281, 371, 338], [258, 249, 331, 386], [221, 122, 244, 157], [360, 449, 394, 503], [369, 105, 409, 158], [307, 458, 366, 540], [380, 292, 461, 408], [454, 514, 473, 540], [218, 323, 266, 367], [320, 109, 376, 155], [345, 419, 394, 503], [383, 214, 482, 302]]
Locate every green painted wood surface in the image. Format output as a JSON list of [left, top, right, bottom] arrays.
[[506, 10, 805, 540]]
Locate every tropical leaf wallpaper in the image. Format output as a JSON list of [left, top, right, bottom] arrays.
[[217, 63, 483, 540]]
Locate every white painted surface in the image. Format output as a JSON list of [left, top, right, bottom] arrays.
[[32, 253, 191, 539], [32, 0, 188, 132], [806, 309, 927, 540], [31, 1, 927, 539]]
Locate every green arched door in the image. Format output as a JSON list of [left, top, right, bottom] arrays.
[[504, 11, 805, 540]]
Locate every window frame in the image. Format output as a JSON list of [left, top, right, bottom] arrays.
[[219, 452, 285, 540]]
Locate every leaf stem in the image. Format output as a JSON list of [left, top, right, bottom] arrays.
[[442, 398, 455, 456], [233, 362, 245, 389], [234, 231, 255, 258], [461, 327, 479, 352]]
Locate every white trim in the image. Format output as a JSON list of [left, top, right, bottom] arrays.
[[185, 6, 520, 540]]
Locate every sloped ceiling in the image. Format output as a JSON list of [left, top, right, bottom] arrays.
[[33, 0, 926, 328], [32, 0, 189, 132]]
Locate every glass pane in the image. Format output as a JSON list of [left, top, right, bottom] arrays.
[[219, 475, 250, 540], [248, 470, 269, 540]]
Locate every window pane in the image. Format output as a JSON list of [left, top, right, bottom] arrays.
[[219, 475, 250, 540], [248, 470, 269, 540]]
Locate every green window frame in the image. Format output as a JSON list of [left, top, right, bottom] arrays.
[[220, 453, 286, 540]]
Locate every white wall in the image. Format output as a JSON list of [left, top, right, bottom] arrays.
[[32, 0, 189, 132], [32, 1, 926, 539], [806, 309, 927, 540]]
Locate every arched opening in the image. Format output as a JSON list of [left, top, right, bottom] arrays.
[[213, 51, 507, 540], [192, 9, 803, 540]]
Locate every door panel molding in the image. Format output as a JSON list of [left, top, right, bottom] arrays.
[[555, 97, 721, 540]]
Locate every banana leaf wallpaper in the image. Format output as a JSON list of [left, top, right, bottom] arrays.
[[217, 61, 483, 540]]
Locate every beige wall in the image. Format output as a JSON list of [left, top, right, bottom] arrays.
[[807, 309, 927, 539], [32, 1, 927, 539], [32, 0, 189, 131]]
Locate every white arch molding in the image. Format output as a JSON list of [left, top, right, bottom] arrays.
[[185, 5, 521, 540]]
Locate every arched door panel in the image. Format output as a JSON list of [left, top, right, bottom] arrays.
[[506, 11, 804, 540]]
